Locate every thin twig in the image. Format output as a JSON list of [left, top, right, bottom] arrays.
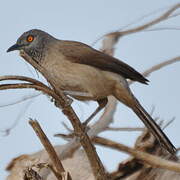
[[143, 27, 180, 32], [104, 116, 174, 135], [142, 56, 180, 77], [93, 136, 180, 172], [0, 75, 46, 86], [1, 99, 33, 136], [120, 5, 173, 30], [128, 56, 180, 85], [61, 122, 73, 133], [29, 119, 66, 180], [54, 133, 74, 140], [0, 83, 60, 101], [106, 127, 144, 132], [0, 92, 41, 108], [162, 117, 175, 130], [92, 4, 180, 46], [110, 3, 180, 38]]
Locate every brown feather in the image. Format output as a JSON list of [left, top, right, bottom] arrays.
[[132, 100, 176, 155], [57, 40, 148, 84]]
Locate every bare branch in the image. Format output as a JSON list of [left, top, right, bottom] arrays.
[[106, 127, 144, 132], [128, 56, 180, 86], [168, 11, 180, 19], [120, 5, 173, 30], [112, 3, 180, 37], [54, 133, 74, 140], [0, 92, 41, 108], [142, 56, 180, 78], [29, 119, 66, 180], [143, 27, 180, 32], [162, 117, 175, 130], [0, 83, 59, 101], [0, 75, 47, 86], [1, 100, 33, 136], [61, 122, 73, 133], [94, 137, 180, 172], [95, 3, 180, 46]]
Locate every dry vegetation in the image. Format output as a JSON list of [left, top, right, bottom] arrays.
[[2, 3, 180, 180]]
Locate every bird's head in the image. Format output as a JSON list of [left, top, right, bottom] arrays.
[[7, 29, 54, 61]]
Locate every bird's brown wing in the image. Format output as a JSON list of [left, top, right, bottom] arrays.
[[58, 40, 148, 84]]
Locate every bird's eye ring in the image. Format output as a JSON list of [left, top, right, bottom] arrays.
[[27, 35, 34, 42]]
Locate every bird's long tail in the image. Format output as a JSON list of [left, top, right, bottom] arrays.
[[132, 98, 176, 155]]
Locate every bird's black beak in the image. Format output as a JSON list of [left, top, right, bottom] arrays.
[[7, 43, 22, 52]]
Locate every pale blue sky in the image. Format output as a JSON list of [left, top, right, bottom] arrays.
[[0, 0, 180, 179]]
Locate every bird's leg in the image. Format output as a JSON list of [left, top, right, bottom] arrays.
[[63, 90, 108, 130], [83, 98, 108, 126]]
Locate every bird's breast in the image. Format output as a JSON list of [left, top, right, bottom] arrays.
[[41, 53, 120, 101]]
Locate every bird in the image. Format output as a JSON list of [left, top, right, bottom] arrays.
[[7, 29, 176, 155]]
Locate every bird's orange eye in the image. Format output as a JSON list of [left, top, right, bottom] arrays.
[[27, 35, 34, 42]]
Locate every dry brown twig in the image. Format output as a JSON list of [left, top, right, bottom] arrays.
[[59, 123, 145, 133], [93, 137, 180, 173], [106, 127, 144, 132], [29, 119, 68, 180]]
